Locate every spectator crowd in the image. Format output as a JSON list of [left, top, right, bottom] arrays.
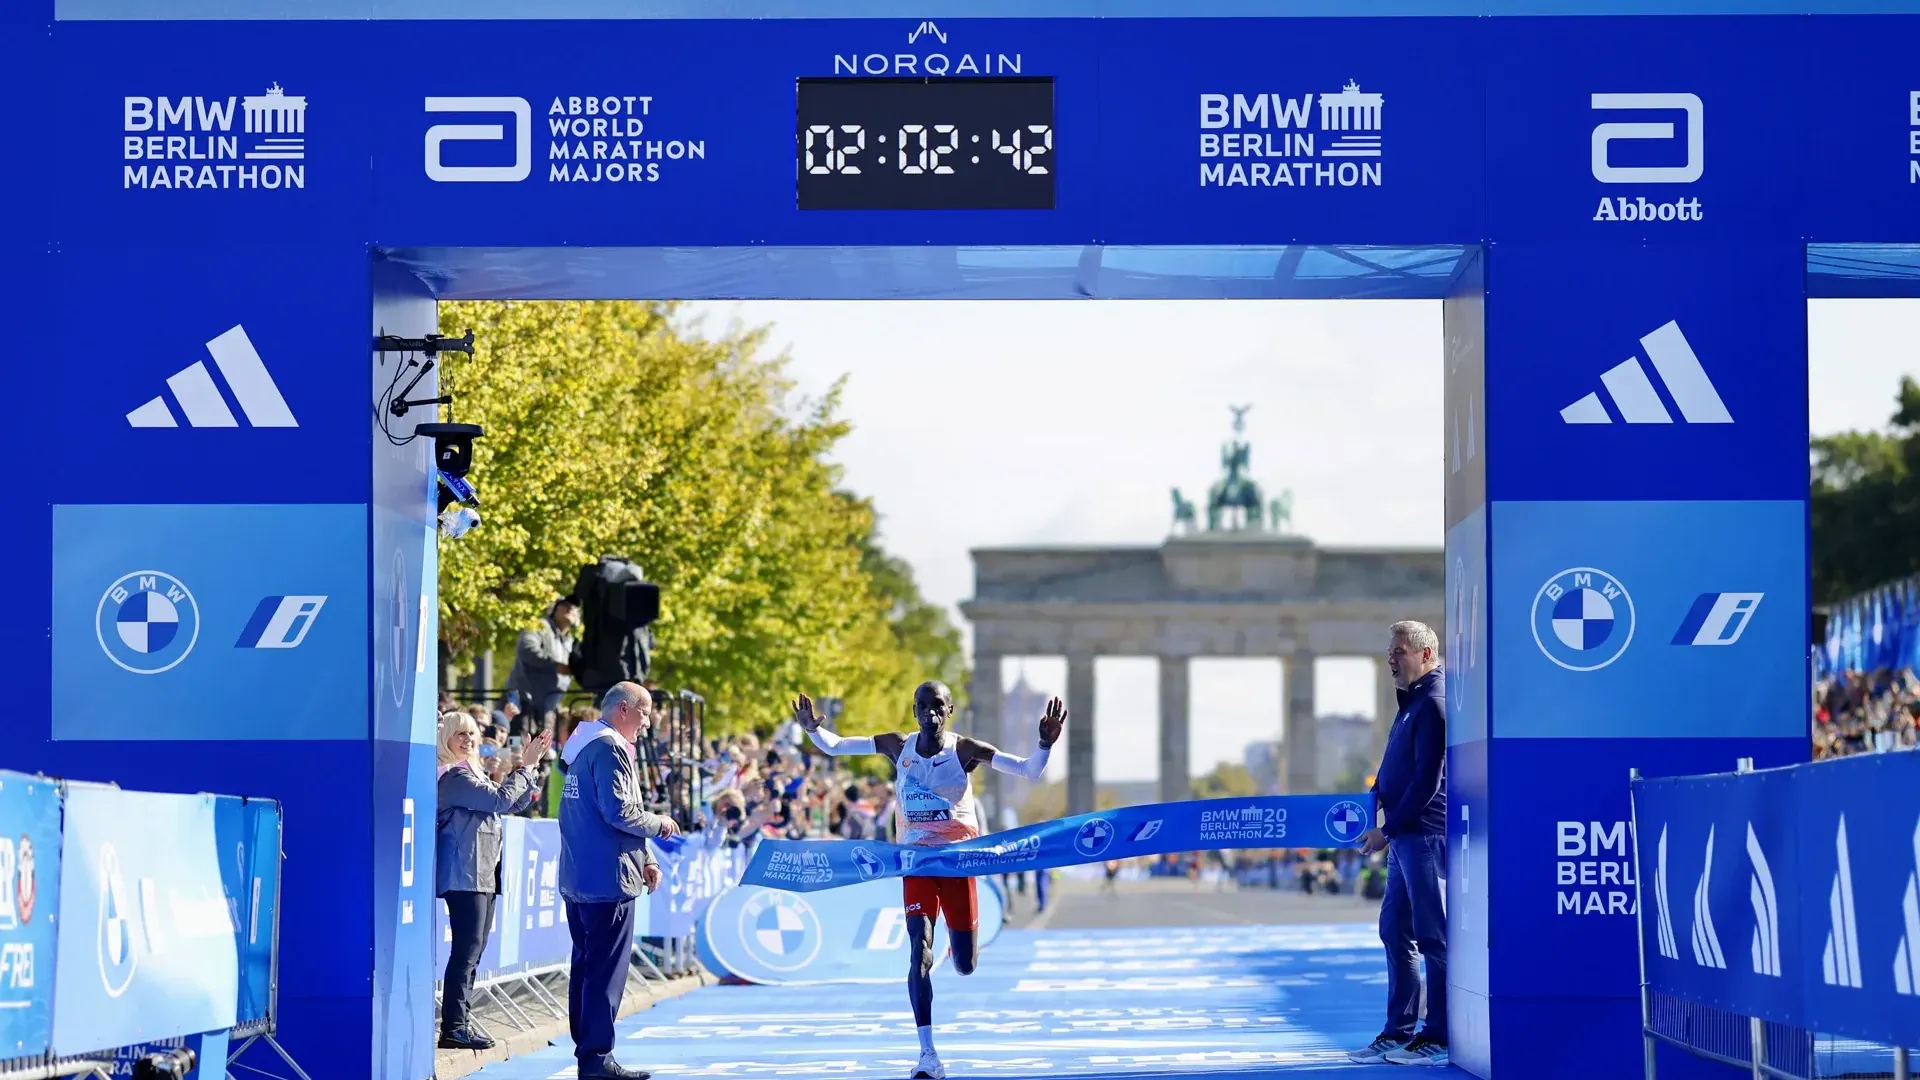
[[1813, 668, 1920, 759]]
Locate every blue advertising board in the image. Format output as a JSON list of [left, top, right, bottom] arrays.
[[51, 786, 238, 1056], [0, 772, 60, 1059], [1633, 752, 1920, 1049], [698, 875, 1005, 986], [211, 797, 281, 1029], [50, 503, 370, 743]]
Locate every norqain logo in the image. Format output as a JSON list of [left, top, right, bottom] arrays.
[[832, 20, 1023, 76]]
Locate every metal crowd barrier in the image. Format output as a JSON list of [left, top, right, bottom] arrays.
[[1630, 753, 1918, 1080], [0, 770, 303, 1080], [430, 821, 742, 1043]]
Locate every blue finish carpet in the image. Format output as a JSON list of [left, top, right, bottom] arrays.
[[467, 923, 1469, 1078]]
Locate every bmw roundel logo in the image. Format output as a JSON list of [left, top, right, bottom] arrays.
[[1532, 567, 1635, 672], [96, 842, 138, 997], [96, 570, 200, 675], [737, 889, 823, 973], [1074, 818, 1115, 858], [1326, 800, 1369, 844]]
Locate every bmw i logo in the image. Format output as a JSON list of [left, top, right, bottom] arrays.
[[1326, 800, 1369, 844], [737, 890, 823, 973], [851, 846, 883, 880], [1532, 567, 1635, 672], [1074, 818, 1114, 858], [96, 570, 200, 675]]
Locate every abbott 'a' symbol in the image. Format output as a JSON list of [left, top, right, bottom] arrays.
[[1560, 321, 1730, 426], [1896, 814, 1920, 995], [1654, 825, 1679, 959], [1822, 815, 1863, 989], [1747, 824, 1781, 977], [127, 325, 297, 429], [1692, 825, 1727, 969]]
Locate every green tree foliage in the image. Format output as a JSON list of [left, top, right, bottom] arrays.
[[1812, 376, 1920, 604], [1190, 762, 1258, 800], [435, 300, 965, 734]]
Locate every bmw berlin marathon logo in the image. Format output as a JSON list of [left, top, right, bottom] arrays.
[[737, 890, 822, 973], [97, 571, 200, 674], [1326, 800, 1370, 844], [1533, 567, 1635, 672]]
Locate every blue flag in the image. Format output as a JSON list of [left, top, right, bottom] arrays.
[[741, 793, 1376, 893]]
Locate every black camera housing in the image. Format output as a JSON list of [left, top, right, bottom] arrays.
[[415, 422, 484, 478]]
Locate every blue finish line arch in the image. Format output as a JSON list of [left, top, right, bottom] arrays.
[[14, 2, 1908, 1077]]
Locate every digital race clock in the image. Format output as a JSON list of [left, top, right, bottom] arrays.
[[796, 77, 1055, 211]]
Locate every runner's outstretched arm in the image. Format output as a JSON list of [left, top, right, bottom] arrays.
[[962, 696, 1066, 779], [791, 693, 896, 757]]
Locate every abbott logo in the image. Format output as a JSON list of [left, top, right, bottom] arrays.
[[425, 97, 531, 183], [1560, 321, 1730, 426], [1823, 816, 1863, 989], [1592, 93, 1702, 184], [1692, 825, 1727, 969], [1747, 825, 1781, 977], [127, 325, 296, 429]]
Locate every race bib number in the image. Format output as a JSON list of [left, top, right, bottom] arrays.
[[901, 782, 954, 823]]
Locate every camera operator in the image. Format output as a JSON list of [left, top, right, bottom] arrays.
[[507, 596, 578, 727]]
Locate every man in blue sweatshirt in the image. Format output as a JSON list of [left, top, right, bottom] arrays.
[[1349, 620, 1449, 1067], [559, 682, 681, 1080]]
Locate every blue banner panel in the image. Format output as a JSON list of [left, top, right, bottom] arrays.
[[0, 772, 60, 1058], [52, 786, 238, 1056], [1487, 736, 1805, 1005], [50, 245, 375, 505], [1490, 500, 1806, 741], [1484, 244, 1807, 503], [651, 833, 749, 939], [509, 817, 570, 970], [1633, 768, 1803, 1025], [697, 875, 1004, 986], [741, 795, 1372, 892], [211, 797, 280, 1028], [1787, 753, 1920, 1047], [1446, 506, 1489, 746], [50, 503, 370, 742]]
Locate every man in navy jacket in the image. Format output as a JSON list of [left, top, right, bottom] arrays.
[[559, 682, 680, 1080], [1350, 620, 1449, 1067]]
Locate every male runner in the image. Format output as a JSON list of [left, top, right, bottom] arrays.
[[791, 682, 1063, 1080]]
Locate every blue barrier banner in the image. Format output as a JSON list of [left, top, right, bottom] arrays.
[[1634, 752, 1920, 1048], [651, 832, 746, 938], [741, 795, 1373, 892], [510, 818, 569, 971], [0, 771, 60, 1058], [696, 875, 1005, 986], [212, 797, 281, 1028], [51, 786, 239, 1056], [110, 1032, 230, 1080]]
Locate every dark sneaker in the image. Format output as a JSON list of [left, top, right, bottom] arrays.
[[1383, 1034, 1449, 1065], [437, 1029, 495, 1051], [1348, 1033, 1409, 1062], [580, 1060, 651, 1080]]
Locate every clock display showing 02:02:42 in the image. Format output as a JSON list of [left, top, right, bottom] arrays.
[[795, 77, 1056, 211]]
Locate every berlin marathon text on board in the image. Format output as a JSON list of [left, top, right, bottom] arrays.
[[123, 88, 307, 191], [1198, 87, 1384, 189], [1558, 819, 1638, 917]]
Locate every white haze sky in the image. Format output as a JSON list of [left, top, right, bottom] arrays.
[[675, 298, 1919, 785]]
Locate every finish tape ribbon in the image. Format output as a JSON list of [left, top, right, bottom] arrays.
[[740, 792, 1376, 893]]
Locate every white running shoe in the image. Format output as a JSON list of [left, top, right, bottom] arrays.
[[1348, 1033, 1408, 1062], [910, 1049, 946, 1079], [1382, 1035, 1449, 1066]]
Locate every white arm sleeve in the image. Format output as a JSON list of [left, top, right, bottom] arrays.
[[990, 744, 1051, 781], [807, 726, 875, 756]]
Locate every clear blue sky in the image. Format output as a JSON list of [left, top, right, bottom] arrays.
[[675, 298, 1917, 784]]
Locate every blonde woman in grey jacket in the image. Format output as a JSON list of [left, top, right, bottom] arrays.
[[436, 711, 547, 1050]]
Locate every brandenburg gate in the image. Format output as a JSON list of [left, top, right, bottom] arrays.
[[960, 409, 1443, 817]]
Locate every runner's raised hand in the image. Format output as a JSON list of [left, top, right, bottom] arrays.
[[1038, 697, 1066, 748]]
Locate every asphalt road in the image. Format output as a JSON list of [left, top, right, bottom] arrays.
[[1002, 875, 1380, 931]]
